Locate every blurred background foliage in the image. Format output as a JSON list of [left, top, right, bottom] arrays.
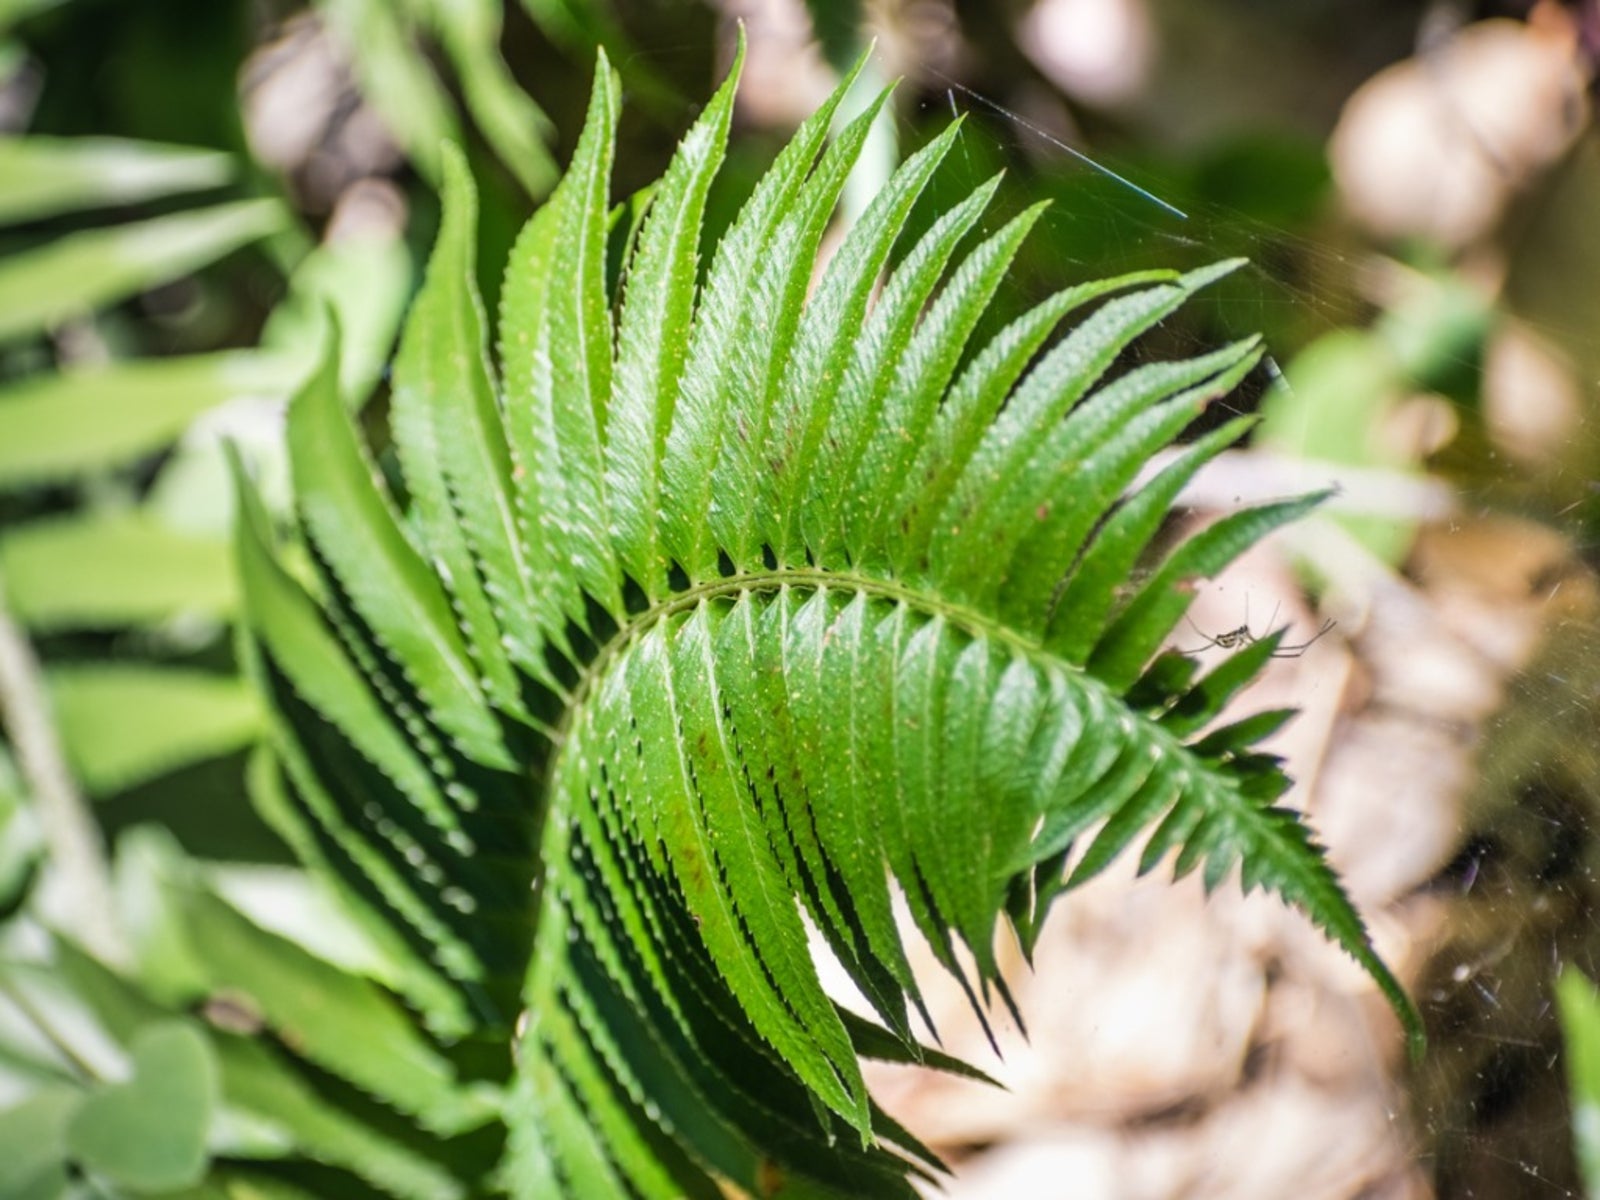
[[3, 0, 1600, 1196]]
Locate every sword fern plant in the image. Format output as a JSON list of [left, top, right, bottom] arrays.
[[233, 45, 1420, 1198]]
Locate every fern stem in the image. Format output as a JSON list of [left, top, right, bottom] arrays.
[[0, 569, 124, 964]]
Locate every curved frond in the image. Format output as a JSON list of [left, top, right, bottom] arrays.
[[236, 45, 1421, 1198]]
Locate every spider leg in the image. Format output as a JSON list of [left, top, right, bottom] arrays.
[[1268, 617, 1337, 658], [1178, 613, 1222, 655]]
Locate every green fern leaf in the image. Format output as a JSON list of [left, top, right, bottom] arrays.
[[237, 46, 1422, 1198]]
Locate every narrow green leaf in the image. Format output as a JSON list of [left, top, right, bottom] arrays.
[[615, 620, 870, 1134], [656, 58, 881, 579], [845, 201, 1048, 566], [1181, 773, 1423, 1057], [889, 611, 984, 1009], [888, 268, 1177, 575], [416, 0, 559, 195], [992, 341, 1263, 631], [677, 603, 858, 1095], [967, 655, 1053, 938], [924, 280, 1192, 595], [215, 1033, 467, 1200], [1158, 632, 1282, 738], [1190, 707, 1296, 756], [1068, 765, 1184, 889], [525, 1049, 632, 1195], [1011, 683, 1128, 871], [241, 747, 472, 1039], [172, 883, 494, 1136], [693, 83, 889, 574], [767, 121, 963, 564], [320, 0, 458, 183], [801, 174, 1001, 564], [0, 199, 284, 342], [718, 592, 920, 1039], [837, 1007, 996, 1086], [261, 232, 412, 404], [932, 637, 1006, 969], [0, 136, 232, 225], [796, 592, 924, 1028], [233, 462, 486, 996], [540, 1004, 692, 1200]]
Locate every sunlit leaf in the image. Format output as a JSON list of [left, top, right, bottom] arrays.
[[261, 234, 410, 405]]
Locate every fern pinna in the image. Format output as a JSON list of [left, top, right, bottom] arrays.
[[234, 45, 1421, 1199]]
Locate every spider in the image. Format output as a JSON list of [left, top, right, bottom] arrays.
[[1179, 599, 1336, 658]]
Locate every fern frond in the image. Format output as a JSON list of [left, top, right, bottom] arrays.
[[236, 45, 1421, 1198]]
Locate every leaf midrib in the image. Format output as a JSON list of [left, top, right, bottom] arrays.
[[553, 565, 1094, 759]]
